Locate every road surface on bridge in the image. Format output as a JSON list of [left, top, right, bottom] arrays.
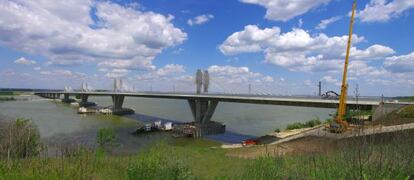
[[37, 91, 413, 109]]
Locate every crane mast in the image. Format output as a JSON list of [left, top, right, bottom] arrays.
[[336, 0, 356, 129]]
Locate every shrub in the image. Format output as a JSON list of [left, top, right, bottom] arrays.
[[398, 105, 414, 118], [0, 118, 41, 158], [286, 119, 322, 130], [274, 128, 280, 133], [0, 97, 15, 101], [96, 128, 117, 151], [305, 119, 322, 127], [127, 144, 194, 180], [286, 122, 305, 130]]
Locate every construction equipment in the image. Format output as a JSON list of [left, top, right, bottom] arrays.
[[330, 0, 356, 133]]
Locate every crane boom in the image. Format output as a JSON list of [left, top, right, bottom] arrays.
[[336, 0, 356, 129]]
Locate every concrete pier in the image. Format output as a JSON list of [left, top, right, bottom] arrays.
[[62, 94, 76, 103], [111, 95, 134, 115], [188, 99, 218, 124], [78, 94, 96, 107], [187, 98, 225, 136]]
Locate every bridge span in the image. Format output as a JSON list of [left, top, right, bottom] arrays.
[[35, 91, 413, 126]]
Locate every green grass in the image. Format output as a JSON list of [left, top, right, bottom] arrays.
[[398, 105, 414, 118], [0, 91, 19, 96], [0, 97, 15, 101], [1, 120, 414, 179], [1, 134, 414, 179], [285, 118, 322, 130], [395, 96, 414, 102], [0, 139, 248, 179]]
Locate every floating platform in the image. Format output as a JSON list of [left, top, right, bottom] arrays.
[[99, 107, 135, 115], [111, 108, 135, 115], [173, 121, 225, 138], [132, 121, 173, 135], [78, 102, 97, 107], [61, 98, 76, 103], [78, 106, 98, 114]]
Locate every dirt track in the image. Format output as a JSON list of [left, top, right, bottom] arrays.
[[226, 123, 414, 159]]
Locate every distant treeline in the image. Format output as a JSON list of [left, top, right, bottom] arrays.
[[394, 96, 414, 102], [0, 88, 110, 92]]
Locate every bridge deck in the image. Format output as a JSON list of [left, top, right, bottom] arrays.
[[35, 91, 413, 109]]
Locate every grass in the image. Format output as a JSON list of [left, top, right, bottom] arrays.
[[0, 97, 15, 101], [285, 118, 322, 130], [0, 91, 18, 101], [398, 105, 414, 118], [0, 139, 248, 179], [373, 105, 414, 126], [1, 133, 413, 179], [0, 91, 20, 96], [395, 96, 414, 102], [1, 119, 414, 179]]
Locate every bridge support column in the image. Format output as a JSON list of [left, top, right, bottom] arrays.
[[63, 94, 70, 101], [188, 98, 218, 124], [78, 94, 96, 107], [111, 95, 125, 111], [111, 95, 134, 115], [80, 95, 89, 103], [62, 94, 75, 103]]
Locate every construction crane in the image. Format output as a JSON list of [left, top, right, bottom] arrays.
[[330, 0, 356, 133]]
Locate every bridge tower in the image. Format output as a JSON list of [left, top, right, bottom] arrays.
[[195, 69, 203, 94]]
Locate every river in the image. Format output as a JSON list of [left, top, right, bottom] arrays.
[[0, 95, 335, 154]]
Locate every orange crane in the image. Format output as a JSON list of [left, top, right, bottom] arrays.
[[330, 0, 356, 133]]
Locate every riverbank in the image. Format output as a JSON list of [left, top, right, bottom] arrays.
[[1, 130, 413, 179]]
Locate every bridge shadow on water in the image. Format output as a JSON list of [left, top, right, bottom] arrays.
[[125, 113, 257, 144]]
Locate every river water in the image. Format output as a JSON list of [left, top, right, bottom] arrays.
[[0, 95, 335, 153]]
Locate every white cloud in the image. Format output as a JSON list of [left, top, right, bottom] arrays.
[[220, 25, 395, 73], [105, 69, 130, 78], [262, 76, 274, 82], [206, 65, 287, 94], [218, 25, 414, 94], [98, 59, 156, 71], [137, 64, 186, 81], [384, 51, 414, 72], [0, 0, 187, 70], [14, 57, 36, 65], [350, 44, 395, 60], [39, 69, 86, 78], [156, 64, 185, 76], [172, 47, 184, 55], [321, 75, 340, 86], [219, 25, 281, 55], [356, 0, 414, 22], [304, 80, 313, 87], [208, 65, 262, 84], [315, 16, 341, 30], [240, 0, 330, 21], [187, 14, 214, 26]]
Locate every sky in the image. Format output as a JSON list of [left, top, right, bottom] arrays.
[[0, 0, 413, 96]]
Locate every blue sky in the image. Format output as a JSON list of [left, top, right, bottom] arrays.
[[0, 0, 413, 96]]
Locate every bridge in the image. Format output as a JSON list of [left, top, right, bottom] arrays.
[[35, 91, 412, 127]]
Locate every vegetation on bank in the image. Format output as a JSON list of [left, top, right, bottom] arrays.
[[0, 97, 15, 101], [0, 118, 41, 158], [0, 91, 18, 101], [398, 105, 414, 118], [394, 96, 414, 102], [0, 92, 15, 96], [285, 118, 322, 130], [0, 119, 413, 179]]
